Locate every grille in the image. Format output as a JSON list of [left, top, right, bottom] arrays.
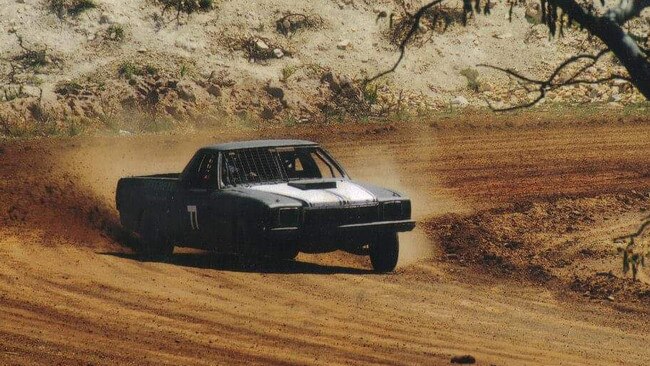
[[303, 205, 380, 227]]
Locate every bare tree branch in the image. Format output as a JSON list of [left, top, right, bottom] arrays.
[[614, 215, 650, 242], [606, 0, 650, 25], [478, 48, 631, 111], [553, 0, 650, 98], [366, 0, 650, 107], [365, 0, 444, 84]]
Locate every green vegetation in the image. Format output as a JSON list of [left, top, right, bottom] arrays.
[[179, 64, 188, 78], [118, 62, 139, 80], [50, 0, 97, 17], [117, 62, 159, 80], [280, 65, 297, 82], [144, 64, 158, 76], [106, 24, 125, 41], [2, 85, 26, 102], [363, 83, 380, 104]]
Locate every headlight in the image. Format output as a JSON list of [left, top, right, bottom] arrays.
[[382, 201, 410, 220], [276, 207, 300, 227]]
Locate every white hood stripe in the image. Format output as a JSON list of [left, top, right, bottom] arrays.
[[250, 180, 376, 207]]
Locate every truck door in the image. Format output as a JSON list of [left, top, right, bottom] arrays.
[[179, 151, 227, 249]]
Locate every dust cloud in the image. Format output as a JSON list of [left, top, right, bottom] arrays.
[[326, 133, 469, 266]]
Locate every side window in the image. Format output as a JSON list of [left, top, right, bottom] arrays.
[[187, 153, 218, 189], [311, 151, 343, 178]]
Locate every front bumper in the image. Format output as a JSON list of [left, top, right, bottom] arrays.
[[268, 219, 416, 236], [266, 219, 415, 253]]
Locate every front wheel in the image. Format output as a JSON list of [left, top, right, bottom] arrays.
[[267, 242, 300, 261], [369, 232, 399, 273]]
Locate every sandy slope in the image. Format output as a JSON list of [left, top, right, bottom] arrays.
[[1, 121, 650, 365]]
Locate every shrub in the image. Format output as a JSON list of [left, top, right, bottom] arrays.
[[2, 85, 26, 102], [55, 81, 83, 95], [144, 64, 158, 76], [106, 24, 125, 41], [179, 64, 188, 78], [280, 65, 297, 82], [276, 13, 322, 36], [118, 62, 140, 79], [11, 34, 56, 70], [460, 67, 480, 92], [158, 0, 212, 16], [50, 0, 97, 17], [199, 0, 213, 9], [363, 83, 380, 104]]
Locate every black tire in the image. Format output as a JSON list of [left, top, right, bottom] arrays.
[[136, 210, 174, 261], [369, 232, 399, 273], [267, 243, 300, 261]]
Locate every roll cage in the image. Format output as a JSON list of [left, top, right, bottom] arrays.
[[181, 146, 348, 190]]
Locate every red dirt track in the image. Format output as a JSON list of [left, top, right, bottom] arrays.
[[1, 121, 650, 365]]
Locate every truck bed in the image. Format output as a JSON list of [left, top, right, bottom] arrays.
[[115, 173, 181, 232]]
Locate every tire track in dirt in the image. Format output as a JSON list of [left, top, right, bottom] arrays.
[[1, 122, 650, 365]]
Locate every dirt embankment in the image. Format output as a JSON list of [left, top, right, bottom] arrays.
[[425, 193, 650, 306], [1, 121, 650, 365], [2, 0, 648, 135]]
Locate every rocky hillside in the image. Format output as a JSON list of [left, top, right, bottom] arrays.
[[0, 0, 647, 136]]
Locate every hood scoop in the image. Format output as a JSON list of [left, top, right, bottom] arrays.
[[288, 181, 337, 190]]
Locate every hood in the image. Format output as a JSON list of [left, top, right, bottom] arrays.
[[248, 180, 377, 207]]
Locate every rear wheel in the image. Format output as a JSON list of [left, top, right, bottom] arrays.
[[136, 210, 174, 261], [369, 232, 399, 273]]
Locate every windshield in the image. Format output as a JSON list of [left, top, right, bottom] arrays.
[[222, 147, 344, 186]]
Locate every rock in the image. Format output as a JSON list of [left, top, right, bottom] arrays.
[[370, 104, 383, 114], [451, 96, 469, 107], [137, 48, 147, 53], [282, 19, 291, 32], [273, 48, 284, 58], [609, 93, 622, 102], [337, 39, 351, 50], [118, 130, 131, 136], [261, 106, 275, 119], [451, 355, 476, 364], [255, 39, 269, 50], [177, 83, 196, 102], [206, 84, 221, 97], [265, 82, 284, 99], [320, 71, 339, 86], [607, 295, 615, 301], [525, 2, 542, 23]]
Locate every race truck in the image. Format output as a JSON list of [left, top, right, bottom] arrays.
[[116, 139, 415, 272]]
